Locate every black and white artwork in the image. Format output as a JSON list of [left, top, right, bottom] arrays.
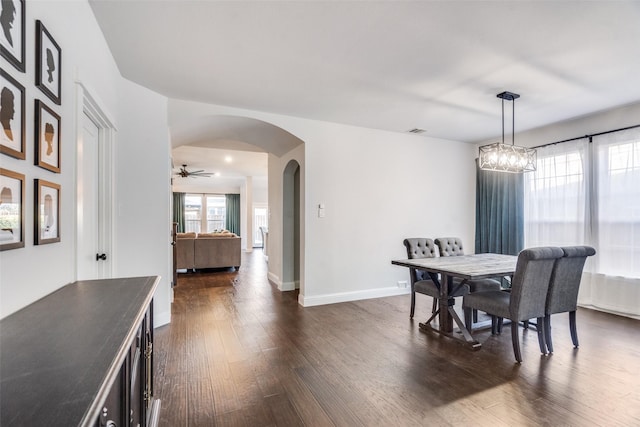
[[0, 167, 25, 250], [35, 20, 61, 105], [35, 179, 60, 245], [35, 99, 61, 173], [1, 67, 25, 159], [0, 0, 25, 72]]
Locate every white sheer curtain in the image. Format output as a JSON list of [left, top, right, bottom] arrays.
[[593, 128, 640, 278], [524, 127, 640, 319], [524, 140, 589, 247]]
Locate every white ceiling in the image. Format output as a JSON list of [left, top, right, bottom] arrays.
[[90, 0, 640, 176], [171, 145, 268, 191]]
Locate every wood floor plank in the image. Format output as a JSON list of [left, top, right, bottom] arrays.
[[155, 251, 640, 427], [264, 393, 305, 427]]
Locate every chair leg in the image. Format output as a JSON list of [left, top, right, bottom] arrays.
[[544, 314, 553, 353], [490, 316, 497, 335], [536, 316, 547, 355], [473, 309, 478, 323], [511, 321, 522, 363], [432, 297, 438, 314], [497, 317, 504, 334], [569, 311, 579, 348], [410, 291, 416, 319]]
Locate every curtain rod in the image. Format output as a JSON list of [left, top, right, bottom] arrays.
[[531, 123, 640, 150]]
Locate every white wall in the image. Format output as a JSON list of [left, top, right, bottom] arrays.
[[300, 122, 476, 306], [169, 99, 477, 307], [0, 0, 119, 317], [115, 79, 172, 326], [0, 1, 172, 326]]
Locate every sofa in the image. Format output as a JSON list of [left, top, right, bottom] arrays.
[[176, 231, 241, 271]]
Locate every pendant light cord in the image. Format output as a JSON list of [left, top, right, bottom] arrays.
[[512, 97, 515, 146], [501, 98, 505, 144], [501, 96, 516, 146]]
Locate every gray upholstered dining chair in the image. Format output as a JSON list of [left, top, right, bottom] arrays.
[[543, 246, 596, 353], [462, 246, 564, 363], [434, 237, 502, 322], [434, 237, 465, 257], [403, 238, 469, 319]]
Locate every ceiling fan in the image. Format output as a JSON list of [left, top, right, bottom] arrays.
[[175, 164, 215, 178]]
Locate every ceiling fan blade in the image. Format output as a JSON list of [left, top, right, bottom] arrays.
[[174, 165, 215, 177]]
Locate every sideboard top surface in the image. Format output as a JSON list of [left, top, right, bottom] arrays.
[[0, 276, 159, 427]]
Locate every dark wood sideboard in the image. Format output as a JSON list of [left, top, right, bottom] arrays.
[[0, 276, 161, 427]]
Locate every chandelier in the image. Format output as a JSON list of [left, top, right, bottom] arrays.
[[478, 91, 536, 173]]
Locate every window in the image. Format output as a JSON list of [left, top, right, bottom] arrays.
[[184, 193, 226, 233], [524, 142, 587, 247], [596, 138, 640, 278], [206, 195, 226, 231], [184, 194, 202, 233], [524, 128, 640, 279], [253, 206, 267, 247]]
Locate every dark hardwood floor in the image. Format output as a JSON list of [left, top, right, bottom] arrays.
[[154, 251, 640, 426]]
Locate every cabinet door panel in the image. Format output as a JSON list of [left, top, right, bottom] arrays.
[[97, 365, 125, 427]]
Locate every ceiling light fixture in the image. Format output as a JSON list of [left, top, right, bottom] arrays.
[[478, 91, 536, 173]]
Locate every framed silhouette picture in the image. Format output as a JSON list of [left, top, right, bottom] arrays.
[[35, 99, 61, 173], [0, 0, 25, 72], [35, 20, 61, 105], [1, 67, 25, 159], [0, 168, 25, 250], [35, 179, 60, 245]]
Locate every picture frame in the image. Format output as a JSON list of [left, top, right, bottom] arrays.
[[0, 0, 25, 72], [35, 20, 61, 105], [0, 168, 25, 250], [35, 179, 60, 245], [1, 67, 25, 159], [35, 99, 61, 173]]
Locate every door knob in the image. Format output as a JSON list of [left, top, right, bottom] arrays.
[[96, 253, 107, 261]]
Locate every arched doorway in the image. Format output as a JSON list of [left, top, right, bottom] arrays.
[[281, 159, 300, 291], [169, 111, 305, 295]]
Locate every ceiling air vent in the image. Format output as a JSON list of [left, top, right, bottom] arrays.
[[407, 128, 427, 134]]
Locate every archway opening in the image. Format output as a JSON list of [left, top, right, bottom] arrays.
[[281, 159, 300, 291]]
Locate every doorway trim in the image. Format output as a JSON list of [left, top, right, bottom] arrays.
[[75, 80, 117, 279]]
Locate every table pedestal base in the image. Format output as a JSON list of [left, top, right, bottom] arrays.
[[419, 305, 481, 350]]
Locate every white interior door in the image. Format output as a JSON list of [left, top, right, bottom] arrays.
[[77, 112, 103, 280]]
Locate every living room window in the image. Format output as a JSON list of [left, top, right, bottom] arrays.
[[184, 193, 226, 233]]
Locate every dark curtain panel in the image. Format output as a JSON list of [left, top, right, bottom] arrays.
[[225, 193, 241, 235], [172, 192, 185, 233], [475, 160, 524, 255]]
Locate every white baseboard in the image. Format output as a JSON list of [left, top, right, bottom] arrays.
[[268, 272, 281, 287], [578, 303, 640, 320], [300, 286, 410, 307], [279, 281, 297, 291], [154, 310, 171, 327]]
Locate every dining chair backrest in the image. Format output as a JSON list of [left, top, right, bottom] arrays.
[[403, 238, 437, 282], [510, 247, 565, 321], [546, 246, 596, 315], [435, 237, 464, 257]]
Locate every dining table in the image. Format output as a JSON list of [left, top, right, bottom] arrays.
[[392, 253, 517, 349]]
